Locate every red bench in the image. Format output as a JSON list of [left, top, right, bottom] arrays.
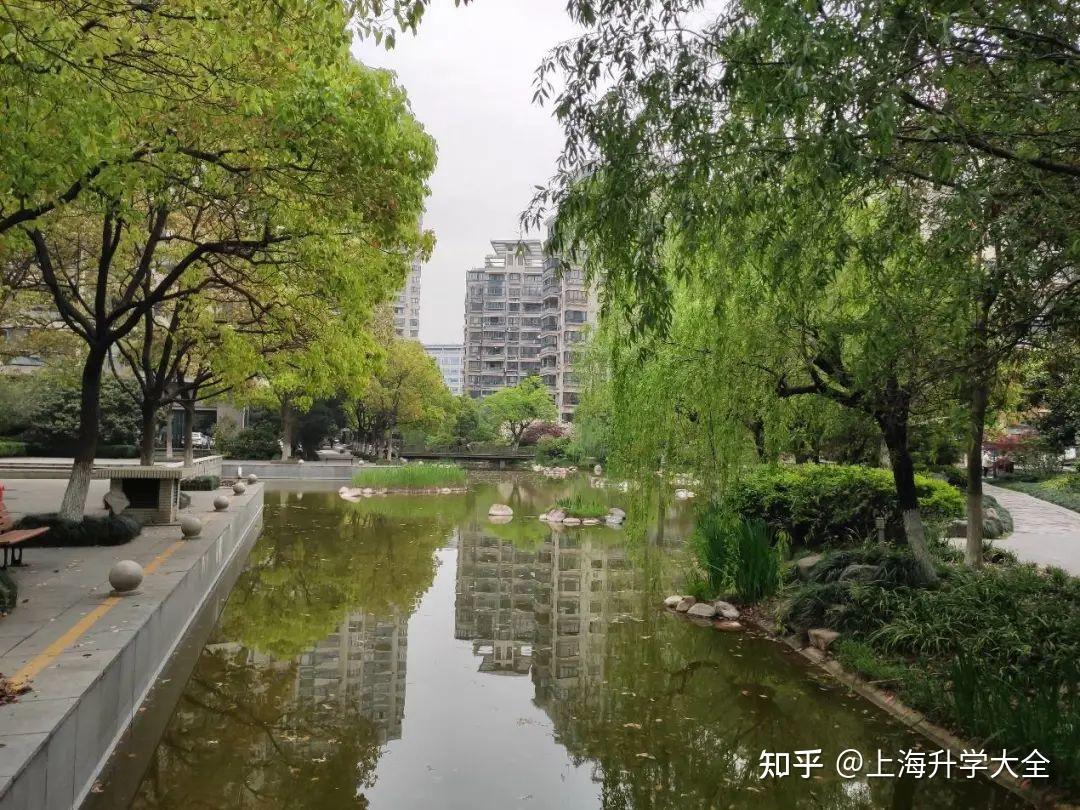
[[0, 507, 48, 570]]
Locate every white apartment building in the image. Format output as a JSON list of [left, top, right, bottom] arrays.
[[424, 343, 464, 396]]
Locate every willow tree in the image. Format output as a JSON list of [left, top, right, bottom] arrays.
[[532, 0, 1079, 568], [6, 2, 434, 518]]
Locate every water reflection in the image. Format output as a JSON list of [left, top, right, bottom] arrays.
[[121, 476, 1022, 810]]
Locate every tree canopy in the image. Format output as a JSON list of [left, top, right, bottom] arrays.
[[482, 375, 559, 447]]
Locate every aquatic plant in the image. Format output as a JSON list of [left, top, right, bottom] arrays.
[[556, 492, 609, 519], [352, 463, 466, 489]]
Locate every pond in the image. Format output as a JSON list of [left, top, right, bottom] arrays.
[[90, 474, 1023, 809]]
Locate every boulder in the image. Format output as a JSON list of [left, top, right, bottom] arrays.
[[338, 487, 363, 502], [605, 515, 624, 527], [582, 518, 600, 525], [808, 628, 841, 652], [538, 512, 550, 522], [713, 620, 744, 632], [675, 596, 696, 613], [838, 564, 881, 584], [547, 509, 566, 523], [713, 600, 740, 620], [663, 595, 684, 608], [686, 602, 717, 619], [103, 490, 130, 515], [795, 554, 824, 581], [562, 517, 582, 526], [946, 519, 967, 538], [593, 464, 603, 475], [608, 507, 627, 520], [488, 503, 513, 517]]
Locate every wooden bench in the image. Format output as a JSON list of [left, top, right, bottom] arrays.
[[0, 512, 48, 569]]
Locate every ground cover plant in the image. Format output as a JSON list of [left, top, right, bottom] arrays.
[[351, 464, 466, 490], [996, 473, 1080, 515], [180, 475, 221, 491], [783, 545, 1080, 793]]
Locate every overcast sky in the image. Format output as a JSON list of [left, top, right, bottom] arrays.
[[352, 0, 579, 344]]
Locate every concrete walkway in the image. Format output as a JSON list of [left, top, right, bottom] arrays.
[[985, 483, 1080, 575]]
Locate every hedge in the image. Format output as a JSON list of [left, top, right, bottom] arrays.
[[0, 440, 26, 457], [726, 464, 963, 547], [180, 475, 220, 491], [15, 514, 142, 546]]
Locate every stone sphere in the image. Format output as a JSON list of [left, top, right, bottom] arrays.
[[232, 481, 247, 495], [246, 473, 258, 484], [179, 515, 203, 538], [109, 560, 144, 593], [213, 494, 230, 511]]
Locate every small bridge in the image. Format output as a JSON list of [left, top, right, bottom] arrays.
[[401, 449, 533, 468]]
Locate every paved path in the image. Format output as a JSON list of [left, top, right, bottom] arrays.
[[985, 483, 1080, 575]]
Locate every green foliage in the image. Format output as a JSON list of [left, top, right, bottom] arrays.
[[426, 395, 495, 449], [22, 374, 140, 453], [0, 376, 37, 437], [555, 492, 608, 519], [535, 436, 583, 465], [97, 444, 139, 459], [15, 513, 141, 546], [180, 475, 220, 491], [218, 412, 281, 460], [998, 475, 1080, 514], [783, 545, 1080, 792], [0, 440, 26, 457], [482, 376, 558, 446], [728, 464, 963, 547], [952, 657, 1079, 790], [690, 509, 787, 602], [295, 398, 346, 460], [352, 463, 466, 490]]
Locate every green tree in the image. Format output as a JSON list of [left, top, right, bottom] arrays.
[[532, 0, 1079, 570], [350, 337, 453, 459], [4, 2, 435, 517], [482, 376, 558, 448]]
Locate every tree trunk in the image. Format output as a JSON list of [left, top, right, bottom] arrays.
[[139, 402, 157, 466], [965, 380, 989, 568], [881, 418, 939, 586], [165, 411, 174, 460], [58, 348, 107, 520], [182, 397, 195, 467], [280, 399, 294, 461]]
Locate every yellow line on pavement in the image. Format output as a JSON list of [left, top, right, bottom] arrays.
[[11, 539, 186, 686]]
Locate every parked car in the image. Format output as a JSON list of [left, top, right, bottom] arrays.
[[189, 431, 211, 449]]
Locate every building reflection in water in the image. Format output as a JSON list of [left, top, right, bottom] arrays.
[[295, 610, 408, 742]]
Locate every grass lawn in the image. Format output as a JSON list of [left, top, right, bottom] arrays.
[[352, 463, 467, 490], [995, 473, 1080, 514]]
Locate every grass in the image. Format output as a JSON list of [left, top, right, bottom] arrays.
[[351, 463, 466, 490], [689, 508, 788, 602], [556, 492, 609, 519], [996, 473, 1080, 514]]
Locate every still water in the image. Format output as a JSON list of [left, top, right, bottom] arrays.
[[99, 475, 1021, 809]]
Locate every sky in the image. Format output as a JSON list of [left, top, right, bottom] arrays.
[[352, 0, 580, 344]]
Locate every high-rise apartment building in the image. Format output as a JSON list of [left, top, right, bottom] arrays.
[[393, 256, 422, 339], [539, 255, 598, 423], [462, 239, 596, 419], [423, 343, 464, 396], [463, 240, 546, 399]]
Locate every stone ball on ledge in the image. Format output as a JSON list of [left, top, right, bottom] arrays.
[[109, 560, 144, 593]]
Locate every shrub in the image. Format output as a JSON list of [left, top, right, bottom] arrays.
[[690, 507, 787, 601], [23, 374, 140, 453], [15, 513, 142, 546], [218, 421, 281, 460], [998, 474, 1080, 514], [555, 492, 608, 519], [0, 440, 26, 457], [519, 421, 567, 447], [536, 436, 583, 465], [180, 475, 221, 491], [0, 569, 16, 612], [726, 464, 963, 547], [352, 464, 466, 489], [97, 443, 139, 459]]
